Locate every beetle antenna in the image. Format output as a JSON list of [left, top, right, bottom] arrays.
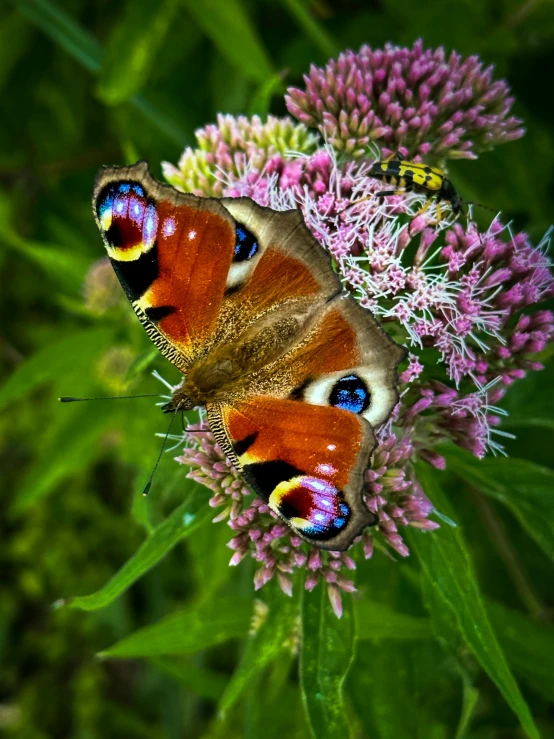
[[465, 200, 497, 215]]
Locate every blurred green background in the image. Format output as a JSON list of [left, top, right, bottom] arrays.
[[1, 0, 553, 737]]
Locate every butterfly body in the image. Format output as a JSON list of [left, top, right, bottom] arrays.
[[166, 295, 327, 410], [93, 161, 405, 550]]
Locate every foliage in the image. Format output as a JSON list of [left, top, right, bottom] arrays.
[[1, 0, 553, 737]]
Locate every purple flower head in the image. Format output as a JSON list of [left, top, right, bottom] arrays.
[[157, 43, 553, 615], [286, 40, 524, 161]]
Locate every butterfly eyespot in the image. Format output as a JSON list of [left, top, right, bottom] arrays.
[[95, 181, 157, 254], [233, 224, 258, 262], [97, 182, 145, 219], [142, 202, 158, 246], [269, 475, 351, 541], [329, 374, 370, 414]]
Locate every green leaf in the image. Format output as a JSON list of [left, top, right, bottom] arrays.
[[455, 671, 480, 739], [501, 354, 554, 426], [501, 417, 554, 431], [349, 641, 448, 739], [182, 0, 273, 82], [242, 675, 309, 739], [248, 71, 287, 118], [5, 237, 91, 292], [126, 348, 160, 382], [188, 510, 237, 601], [14, 0, 101, 72], [10, 401, 118, 516], [0, 11, 32, 90], [150, 657, 228, 701], [407, 463, 540, 739], [355, 599, 433, 641], [99, 594, 252, 658], [300, 582, 355, 739], [218, 582, 299, 716], [97, 0, 180, 105], [444, 446, 554, 563], [489, 599, 554, 701], [13, 0, 188, 144], [0, 328, 113, 411], [67, 489, 212, 611], [0, 192, 89, 291], [280, 0, 339, 58]]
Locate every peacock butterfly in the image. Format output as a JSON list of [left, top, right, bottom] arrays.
[[92, 161, 405, 550]]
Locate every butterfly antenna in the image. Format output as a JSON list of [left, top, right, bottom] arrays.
[[142, 411, 178, 496], [59, 394, 163, 403]]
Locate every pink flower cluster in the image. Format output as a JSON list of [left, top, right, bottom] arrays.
[[162, 42, 553, 616], [163, 115, 318, 197], [286, 39, 524, 161]]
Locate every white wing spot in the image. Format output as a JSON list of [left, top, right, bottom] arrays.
[[316, 463, 336, 476], [163, 217, 176, 237]]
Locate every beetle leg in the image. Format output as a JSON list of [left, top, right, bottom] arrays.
[[415, 200, 431, 217], [375, 190, 406, 197]]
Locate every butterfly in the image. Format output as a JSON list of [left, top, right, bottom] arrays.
[[93, 161, 405, 550]]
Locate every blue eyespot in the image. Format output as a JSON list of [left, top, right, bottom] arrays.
[[234, 224, 258, 262], [329, 374, 370, 414], [142, 202, 158, 243], [97, 187, 115, 218], [97, 182, 145, 219]]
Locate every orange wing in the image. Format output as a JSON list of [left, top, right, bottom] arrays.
[[209, 396, 377, 550], [93, 162, 342, 371], [93, 162, 405, 550], [207, 297, 405, 550], [93, 162, 236, 369]]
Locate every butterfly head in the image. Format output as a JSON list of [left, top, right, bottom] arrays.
[[161, 385, 196, 414]]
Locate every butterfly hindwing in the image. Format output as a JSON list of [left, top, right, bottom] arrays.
[[275, 295, 405, 428], [208, 397, 377, 550], [207, 296, 405, 550]]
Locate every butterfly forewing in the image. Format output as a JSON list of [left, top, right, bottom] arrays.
[[93, 162, 237, 369]]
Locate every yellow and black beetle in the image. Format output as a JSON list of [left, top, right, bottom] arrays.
[[369, 153, 464, 221]]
